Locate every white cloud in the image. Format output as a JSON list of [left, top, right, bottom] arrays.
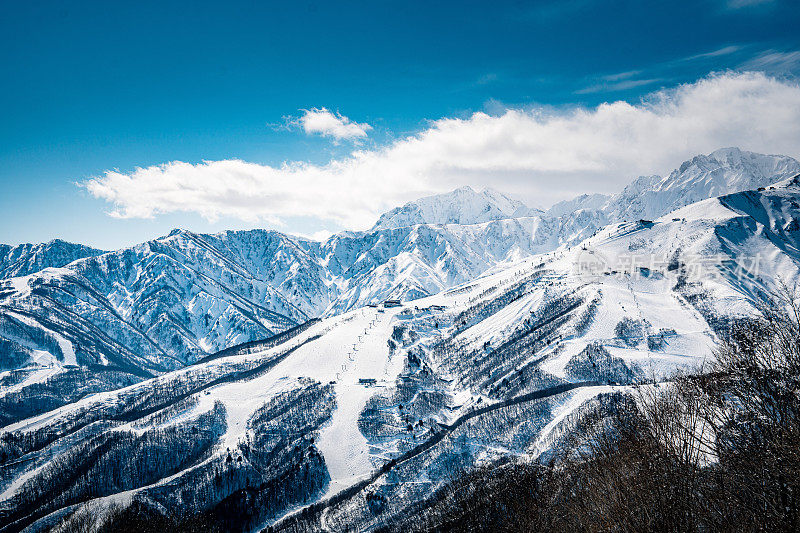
[[575, 77, 663, 94], [741, 49, 800, 75], [600, 70, 642, 82], [726, 0, 774, 9], [308, 229, 334, 241], [298, 107, 372, 141], [681, 45, 744, 61], [578, 46, 747, 95], [83, 72, 800, 231]]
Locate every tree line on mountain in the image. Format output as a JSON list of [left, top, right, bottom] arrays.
[[0, 366, 143, 428], [0, 311, 65, 370], [432, 285, 586, 398], [1, 403, 226, 532], [0, 348, 280, 465], [42, 382, 335, 533]]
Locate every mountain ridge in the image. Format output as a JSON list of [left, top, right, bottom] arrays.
[[1, 148, 798, 381], [0, 239, 105, 279], [371, 185, 542, 230]]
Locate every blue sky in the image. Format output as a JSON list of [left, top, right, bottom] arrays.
[[2, 0, 800, 249]]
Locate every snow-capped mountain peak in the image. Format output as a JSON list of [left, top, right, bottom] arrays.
[[371, 185, 541, 230], [602, 147, 800, 221], [545, 193, 611, 218], [0, 239, 105, 279], [665, 147, 799, 193]]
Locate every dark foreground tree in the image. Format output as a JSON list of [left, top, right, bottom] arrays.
[[52, 502, 223, 533]]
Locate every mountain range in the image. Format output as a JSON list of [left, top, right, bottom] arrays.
[[1, 147, 800, 532], [1, 148, 797, 376]]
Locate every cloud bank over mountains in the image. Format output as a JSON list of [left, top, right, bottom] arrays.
[[83, 72, 800, 232]]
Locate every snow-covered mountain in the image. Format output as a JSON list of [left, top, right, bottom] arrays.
[[596, 147, 800, 222], [0, 239, 104, 279], [545, 192, 611, 218], [372, 186, 541, 230], [538, 147, 800, 256], [0, 230, 327, 373], [4, 172, 800, 532], [1, 149, 797, 382], [0, 212, 613, 380], [0, 218, 553, 380]]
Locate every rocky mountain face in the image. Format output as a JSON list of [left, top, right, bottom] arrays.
[[0, 240, 104, 279], [546, 147, 800, 236], [545, 192, 611, 218], [371, 186, 541, 230], [0, 230, 323, 374], [602, 147, 800, 222]]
